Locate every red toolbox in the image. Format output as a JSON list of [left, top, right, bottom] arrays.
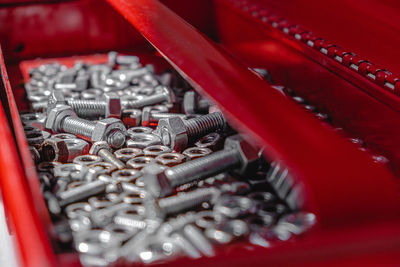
[[2, 0, 400, 266]]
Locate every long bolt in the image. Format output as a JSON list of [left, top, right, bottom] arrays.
[[146, 135, 257, 197], [157, 112, 226, 151], [58, 180, 107, 207]]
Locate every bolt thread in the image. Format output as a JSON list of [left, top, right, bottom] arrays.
[[67, 100, 106, 117], [184, 112, 225, 139], [158, 188, 217, 214], [166, 148, 240, 187], [61, 116, 96, 138], [98, 149, 125, 169], [124, 93, 168, 109]]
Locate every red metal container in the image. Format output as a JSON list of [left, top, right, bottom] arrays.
[[1, 0, 400, 266]]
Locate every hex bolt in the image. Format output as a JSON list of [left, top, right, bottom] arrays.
[[90, 141, 125, 170], [57, 180, 107, 207], [48, 91, 121, 118], [145, 135, 258, 197], [122, 86, 174, 109], [155, 112, 226, 151], [45, 105, 127, 148], [183, 91, 210, 114], [142, 106, 187, 127]]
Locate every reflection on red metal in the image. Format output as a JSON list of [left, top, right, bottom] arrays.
[[106, 0, 400, 228]]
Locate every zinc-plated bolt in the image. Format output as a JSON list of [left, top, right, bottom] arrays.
[[145, 135, 258, 197], [122, 86, 174, 109], [57, 180, 107, 207], [155, 112, 226, 151], [142, 106, 187, 127], [45, 105, 126, 148], [90, 141, 125, 170]]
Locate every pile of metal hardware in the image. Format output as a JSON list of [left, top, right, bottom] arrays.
[[20, 52, 316, 266]]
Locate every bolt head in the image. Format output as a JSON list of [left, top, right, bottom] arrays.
[[103, 92, 121, 118], [156, 117, 188, 151], [141, 164, 172, 198], [45, 105, 76, 132], [158, 85, 175, 103], [92, 118, 127, 148], [47, 90, 66, 110], [224, 135, 259, 175]]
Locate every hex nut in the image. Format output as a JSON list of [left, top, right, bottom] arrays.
[[104, 92, 121, 118], [126, 133, 161, 149], [73, 155, 103, 165], [183, 147, 212, 160], [127, 126, 153, 136], [155, 152, 185, 167], [29, 146, 41, 163], [45, 105, 76, 132], [37, 161, 61, 173], [143, 145, 171, 158], [122, 109, 142, 127], [224, 135, 259, 175], [54, 163, 88, 180], [114, 148, 143, 162], [111, 169, 142, 183], [157, 117, 188, 151], [26, 131, 45, 147], [195, 132, 222, 151], [42, 138, 90, 162], [126, 156, 155, 170], [91, 118, 127, 147]]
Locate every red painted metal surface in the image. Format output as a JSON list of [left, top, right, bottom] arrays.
[[213, 0, 400, 177], [0, 0, 400, 266], [107, 0, 400, 228]]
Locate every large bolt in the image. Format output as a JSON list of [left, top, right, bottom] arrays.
[[48, 91, 121, 118], [122, 85, 174, 109], [90, 141, 125, 170], [155, 112, 226, 151], [45, 105, 126, 148], [144, 135, 258, 197], [142, 106, 187, 127]]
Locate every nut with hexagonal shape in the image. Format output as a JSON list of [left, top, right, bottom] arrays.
[[45, 105, 77, 132], [42, 138, 89, 162]]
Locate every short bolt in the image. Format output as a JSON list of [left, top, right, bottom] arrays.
[[90, 141, 125, 170], [45, 105, 126, 148], [57, 180, 107, 207], [142, 106, 187, 127], [155, 112, 226, 151], [122, 85, 174, 109], [145, 135, 259, 197]]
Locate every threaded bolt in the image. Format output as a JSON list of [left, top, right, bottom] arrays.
[[45, 105, 126, 148], [90, 141, 125, 170], [122, 86, 174, 109], [156, 112, 226, 151], [145, 135, 259, 197]]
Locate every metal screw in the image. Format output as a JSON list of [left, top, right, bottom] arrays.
[[90, 141, 125, 170], [183, 91, 210, 114], [145, 135, 258, 197], [122, 86, 174, 109], [57, 180, 107, 207], [45, 105, 126, 148], [155, 112, 226, 151]]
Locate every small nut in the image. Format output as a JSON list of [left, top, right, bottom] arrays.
[[126, 133, 161, 149], [87, 162, 118, 181], [23, 125, 40, 135], [37, 161, 61, 173], [122, 109, 142, 127], [155, 152, 185, 167], [29, 146, 41, 163], [65, 202, 92, 219], [195, 133, 222, 151], [41, 138, 90, 162], [73, 155, 103, 165], [114, 148, 143, 162], [143, 145, 171, 158], [127, 126, 153, 136], [26, 131, 45, 147], [120, 191, 146, 205], [54, 163, 88, 180], [183, 147, 212, 160], [126, 156, 155, 170], [111, 169, 142, 183]]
